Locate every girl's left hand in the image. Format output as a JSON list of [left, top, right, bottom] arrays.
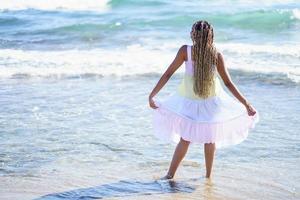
[[149, 97, 158, 109]]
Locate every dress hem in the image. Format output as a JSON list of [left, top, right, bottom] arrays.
[[152, 104, 259, 149]]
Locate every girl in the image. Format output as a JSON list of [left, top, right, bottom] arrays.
[[148, 20, 259, 179]]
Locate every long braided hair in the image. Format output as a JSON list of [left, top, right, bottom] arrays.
[[190, 20, 218, 98]]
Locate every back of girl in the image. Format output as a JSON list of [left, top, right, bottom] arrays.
[[148, 20, 259, 179]]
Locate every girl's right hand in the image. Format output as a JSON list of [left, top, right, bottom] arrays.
[[149, 97, 158, 109], [245, 103, 257, 116]]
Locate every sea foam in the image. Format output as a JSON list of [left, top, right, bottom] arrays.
[[0, 43, 299, 84], [0, 0, 110, 12]]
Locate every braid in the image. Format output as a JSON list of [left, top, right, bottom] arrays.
[[191, 20, 218, 98]]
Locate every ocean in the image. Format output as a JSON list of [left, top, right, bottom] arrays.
[[0, 0, 299, 199]]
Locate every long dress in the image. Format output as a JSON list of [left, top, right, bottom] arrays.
[[152, 45, 259, 149]]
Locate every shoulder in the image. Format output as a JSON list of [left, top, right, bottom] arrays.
[[178, 44, 188, 53], [217, 51, 223, 57], [177, 45, 188, 61], [216, 51, 226, 70], [217, 51, 224, 63]]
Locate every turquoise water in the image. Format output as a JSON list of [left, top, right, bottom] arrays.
[[0, 0, 299, 199]]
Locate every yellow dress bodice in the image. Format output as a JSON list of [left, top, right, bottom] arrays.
[[177, 73, 222, 100]]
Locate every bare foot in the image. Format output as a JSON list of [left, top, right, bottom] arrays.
[[160, 174, 173, 180], [205, 174, 212, 179]]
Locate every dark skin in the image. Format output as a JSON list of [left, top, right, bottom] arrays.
[[149, 45, 257, 179]]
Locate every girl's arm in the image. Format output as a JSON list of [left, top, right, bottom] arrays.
[[149, 45, 186, 109], [217, 52, 257, 116]]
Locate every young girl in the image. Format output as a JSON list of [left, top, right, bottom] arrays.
[[148, 20, 259, 179]]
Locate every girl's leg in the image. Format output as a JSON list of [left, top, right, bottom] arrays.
[[164, 138, 190, 179], [204, 143, 216, 178]]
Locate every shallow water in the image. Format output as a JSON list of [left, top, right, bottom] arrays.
[[0, 0, 300, 199], [0, 75, 299, 199]]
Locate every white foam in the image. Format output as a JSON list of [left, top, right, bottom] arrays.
[[292, 8, 300, 20], [0, 43, 299, 83], [217, 42, 300, 82], [217, 43, 300, 58], [0, 0, 110, 12], [225, 58, 300, 77], [0, 45, 175, 78]]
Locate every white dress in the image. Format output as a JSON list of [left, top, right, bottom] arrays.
[[152, 45, 259, 149]]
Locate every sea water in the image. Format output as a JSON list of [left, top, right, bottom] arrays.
[[0, 0, 299, 199]]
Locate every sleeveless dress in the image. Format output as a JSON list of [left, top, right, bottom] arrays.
[[152, 45, 259, 149]]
